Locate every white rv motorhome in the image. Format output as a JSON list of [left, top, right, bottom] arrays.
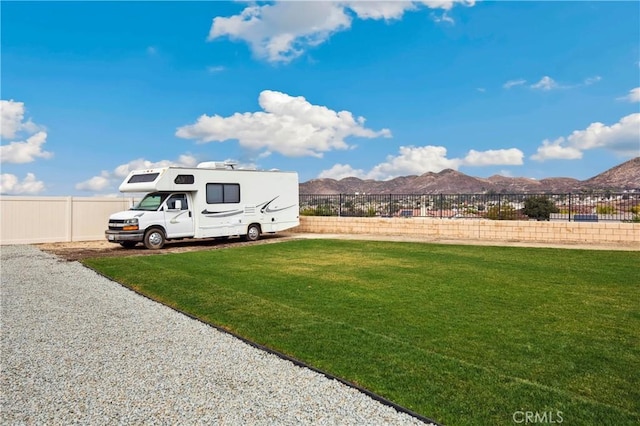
[[105, 162, 299, 249]]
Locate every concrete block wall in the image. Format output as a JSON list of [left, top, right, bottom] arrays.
[[293, 216, 640, 246], [2, 196, 637, 246]]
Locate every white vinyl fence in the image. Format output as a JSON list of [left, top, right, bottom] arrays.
[[0, 196, 136, 245]]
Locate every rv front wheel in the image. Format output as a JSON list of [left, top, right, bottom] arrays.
[[246, 224, 261, 241], [144, 228, 166, 250]]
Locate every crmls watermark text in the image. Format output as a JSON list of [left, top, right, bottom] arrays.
[[513, 411, 563, 424]]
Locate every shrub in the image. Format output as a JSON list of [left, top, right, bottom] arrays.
[[522, 196, 559, 221], [623, 215, 640, 223], [596, 205, 615, 215], [300, 205, 334, 216], [486, 204, 518, 220]]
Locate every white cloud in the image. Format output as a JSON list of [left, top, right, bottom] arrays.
[[617, 87, 640, 103], [503, 79, 527, 89], [531, 113, 640, 161], [531, 138, 583, 161], [0, 131, 53, 164], [462, 148, 524, 166], [1, 100, 52, 165], [1, 100, 26, 139], [531, 76, 558, 91], [207, 65, 226, 73], [566, 114, 640, 155], [344, 1, 418, 20], [506, 75, 601, 92], [318, 163, 367, 180], [367, 145, 460, 180], [208, 1, 475, 63], [76, 154, 198, 193], [208, 2, 350, 63], [583, 75, 601, 86], [1, 173, 45, 195], [430, 11, 455, 24], [421, 0, 475, 9], [1, 99, 42, 140], [176, 90, 391, 158], [75, 175, 111, 192], [112, 154, 198, 179], [319, 145, 522, 181]]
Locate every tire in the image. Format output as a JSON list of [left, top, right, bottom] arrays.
[[119, 241, 137, 249], [245, 224, 261, 242], [144, 228, 166, 250]]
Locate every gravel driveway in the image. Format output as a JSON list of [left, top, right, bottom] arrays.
[[0, 245, 431, 425]]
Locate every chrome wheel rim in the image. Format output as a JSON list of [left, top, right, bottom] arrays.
[[149, 232, 162, 246], [248, 227, 259, 240]]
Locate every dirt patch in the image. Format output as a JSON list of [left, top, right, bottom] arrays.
[[37, 232, 639, 262], [38, 234, 296, 262]]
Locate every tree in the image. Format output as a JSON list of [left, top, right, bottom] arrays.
[[522, 196, 559, 221]]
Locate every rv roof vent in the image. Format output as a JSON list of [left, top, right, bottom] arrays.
[[197, 161, 238, 170]]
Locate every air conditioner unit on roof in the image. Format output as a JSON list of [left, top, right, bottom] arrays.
[[197, 161, 238, 169]]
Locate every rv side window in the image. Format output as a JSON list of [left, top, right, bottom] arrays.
[[206, 183, 240, 204], [166, 194, 188, 210], [128, 173, 159, 183], [174, 174, 194, 184], [224, 184, 240, 203]]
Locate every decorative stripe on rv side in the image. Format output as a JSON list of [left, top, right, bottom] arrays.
[[258, 197, 297, 214], [201, 209, 243, 217], [169, 211, 190, 224]]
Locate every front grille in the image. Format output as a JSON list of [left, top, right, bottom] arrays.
[[109, 220, 126, 230]]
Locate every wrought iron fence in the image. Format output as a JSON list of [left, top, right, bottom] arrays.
[[299, 193, 640, 222]]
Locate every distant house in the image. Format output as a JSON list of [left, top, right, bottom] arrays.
[[396, 209, 464, 218]]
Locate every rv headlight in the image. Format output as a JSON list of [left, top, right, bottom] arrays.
[[123, 218, 139, 231]]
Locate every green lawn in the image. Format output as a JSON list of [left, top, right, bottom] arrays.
[[84, 240, 640, 425]]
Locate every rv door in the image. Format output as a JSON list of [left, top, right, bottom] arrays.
[[163, 193, 194, 238]]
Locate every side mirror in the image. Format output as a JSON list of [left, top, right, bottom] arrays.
[[174, 200, 182, 210]]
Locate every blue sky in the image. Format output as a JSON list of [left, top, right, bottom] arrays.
[[1, 0, 639, 196]]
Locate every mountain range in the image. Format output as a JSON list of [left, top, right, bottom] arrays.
[[300, 157, 640, 194]]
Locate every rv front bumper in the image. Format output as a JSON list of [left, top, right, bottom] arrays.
[[105, 230, 145, 243]]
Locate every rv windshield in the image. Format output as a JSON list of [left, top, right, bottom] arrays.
[[131, 192, 169, 211]]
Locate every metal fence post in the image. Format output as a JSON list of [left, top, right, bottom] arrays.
[[568, 193, 572, 222], [339, 194, 343, 217]]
